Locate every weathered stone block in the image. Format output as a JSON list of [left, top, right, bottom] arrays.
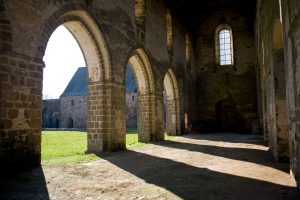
[[8, 109, 18, 118]]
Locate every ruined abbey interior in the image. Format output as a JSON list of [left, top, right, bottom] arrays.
[[1, 0, 300, 199]]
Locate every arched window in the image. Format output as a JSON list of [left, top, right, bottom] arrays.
[[135, 0, 145, 29], [215, 24, 234, 66], [185, 33, 191, 67], [135, 0, 145, 41], [166, 9, 173, 56]]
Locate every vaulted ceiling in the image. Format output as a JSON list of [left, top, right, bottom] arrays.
[[164, 0, 256, 32]]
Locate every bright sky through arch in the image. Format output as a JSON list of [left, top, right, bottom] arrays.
[[43, 25, 86, 99]]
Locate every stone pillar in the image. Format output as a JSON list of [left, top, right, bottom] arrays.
[[273, 48, 289, 160], [165, 100, 177, 135], [87, 82, 126, 153], [137, 94, 152, 142], [0, 51, 44, 167], [153, 94, 164, 141]]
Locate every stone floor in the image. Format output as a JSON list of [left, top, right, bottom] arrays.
[[1, 133, 300, 200]]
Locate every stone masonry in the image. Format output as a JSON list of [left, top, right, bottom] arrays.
[[0, 0, 300, 189]]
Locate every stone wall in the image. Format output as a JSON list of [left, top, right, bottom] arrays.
[[42, 99, 60, 128], [194, 11, 257, 133], [0, 51, 44, 167], [256, 0, 300, 188], [60, 96, 87, 129], [0, 0, 192, 166], [126, 93, 137, 128]]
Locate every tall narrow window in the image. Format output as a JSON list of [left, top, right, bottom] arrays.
[[135, 0, 145, 29], [215, 24, 234, 66], [185, 33, 191, 67], [135, 0, 145, 41], [166, 9, 173, 56]]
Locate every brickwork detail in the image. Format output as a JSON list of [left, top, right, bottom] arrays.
[[0, 51, 44, 167]]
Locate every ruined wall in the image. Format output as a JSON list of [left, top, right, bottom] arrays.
[[126, 93, 137, 128], [256, 0, 289, 161], [0, 0, 194, 166], [194, 11, 257, 133], [60, 96, 87, 129], [280, 0, 300, 189], [256, 0, 300, 188], [42, 99, 60, 128]]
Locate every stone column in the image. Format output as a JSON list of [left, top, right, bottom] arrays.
[[137, 94, 152, 142], [165, 100, 177, 135], [0, 51, 44, 167], [153, 94, 164, 141], [273, 48, 289, 160], [87, 82, 126, 153]]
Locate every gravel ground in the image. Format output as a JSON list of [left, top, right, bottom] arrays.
[[1, 133, 300, 200]]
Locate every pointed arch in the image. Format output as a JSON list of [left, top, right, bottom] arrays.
[[37, 7, 113, 153], [164, 68, 180, 135], [128, 48, 155, 95], [38, 9, 112, 82], [127, 48, 156, 142]]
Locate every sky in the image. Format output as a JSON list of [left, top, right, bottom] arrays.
[[43, 25, 86, 99]]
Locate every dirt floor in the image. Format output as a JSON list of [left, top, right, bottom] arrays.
[[1, 133, 300, 200]]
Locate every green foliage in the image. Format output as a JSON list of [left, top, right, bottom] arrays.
[[42, 130, 175, 165]]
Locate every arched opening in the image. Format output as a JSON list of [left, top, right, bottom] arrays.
[[41, 24, 87, 162], [135, 0, 145, 29], [163, 69, 180, 135], [135, 0, 145, 41], [40, 10, 112, 163], [185, 33, 191, 67], [126, 65, 138, 131], [126, 49, 156, 142], [67, 117, 74, 128], [166, 9, 173, 56]]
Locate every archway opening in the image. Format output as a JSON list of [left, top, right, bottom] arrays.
[[41, 24, 89, 163], [125, 64, 138, 133], [126, 49, 155, 142], [163, 69, 180, 136]]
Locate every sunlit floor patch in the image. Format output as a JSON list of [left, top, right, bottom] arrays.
[[2, 133, 299, 200]]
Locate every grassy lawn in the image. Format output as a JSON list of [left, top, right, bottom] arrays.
[[42, 129, 175, 165]]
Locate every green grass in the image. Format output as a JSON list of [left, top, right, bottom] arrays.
[[42, 129, 175, 165]]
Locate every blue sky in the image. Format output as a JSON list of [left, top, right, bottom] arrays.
[[43, 25, 86, 99]]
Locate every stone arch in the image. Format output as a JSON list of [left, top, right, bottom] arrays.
[[127, 48, 155, 142], [163, 68, 180, 135], [128, 49, 155, 95], [67, 117, 74, 128], [38, 7, 113, 153], [37, 8, 112, 81]]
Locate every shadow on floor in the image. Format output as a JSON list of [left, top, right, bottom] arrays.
[[181, 133, 265, 144], [104, 150, 300, 200], [0, 166, 49, 200], [155, 139, 290, 173]]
